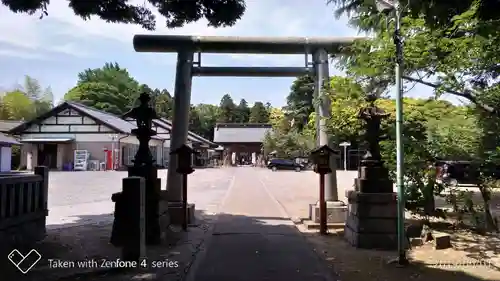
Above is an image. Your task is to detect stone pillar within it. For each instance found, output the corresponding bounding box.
[312,48,338,201]
[166,51,194,198]
[127,165,162,244]
[56,144,64,170]
[111,176,146,261]
[165,51,196,224]
[307,49,347,226]
[27,145,37,170]
[34,166,49,237]
[20,144,28,169]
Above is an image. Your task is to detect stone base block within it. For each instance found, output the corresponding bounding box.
[410,237,423,247]
[433,232,451,249]
[309,201,347,224]
[302,219,345,231]
[167,202,196,225]
[354,178,393,193]
[344,191,404,250]
[344,227,401,250]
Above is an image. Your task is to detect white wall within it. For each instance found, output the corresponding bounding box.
[0,146,12,172]
[19,133,170,144]
[19,131,172,169]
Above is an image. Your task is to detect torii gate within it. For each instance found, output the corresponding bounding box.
[133,35,361,223]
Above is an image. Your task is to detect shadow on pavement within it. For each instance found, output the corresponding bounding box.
[405,217,500,272]
[303,228,499,281]
[189,211,493,281]
[452,231,500,270]
[0,210,495,281]
[1,213,120,281]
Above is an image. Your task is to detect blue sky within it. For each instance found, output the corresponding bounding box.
[0,0,457,107]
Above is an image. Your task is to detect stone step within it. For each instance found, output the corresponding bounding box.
[301,219,345,230]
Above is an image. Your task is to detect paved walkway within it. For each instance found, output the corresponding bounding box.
[187,168,338,281]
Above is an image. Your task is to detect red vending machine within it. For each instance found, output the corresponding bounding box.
[104,148,112,170]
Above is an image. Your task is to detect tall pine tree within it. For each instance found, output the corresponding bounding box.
[218,94,237,123]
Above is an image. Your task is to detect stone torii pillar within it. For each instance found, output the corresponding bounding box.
[313,48,338,202]
[165,50,195,224]
[309,48,346,226]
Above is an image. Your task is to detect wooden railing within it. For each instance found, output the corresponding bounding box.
[0,167,49,236]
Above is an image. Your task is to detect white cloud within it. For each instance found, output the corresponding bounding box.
[50,43,93,58]
[0,49,48,60]
[0,10,44,49]
[0,0,357,62]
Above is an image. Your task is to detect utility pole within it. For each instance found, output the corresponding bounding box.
[375,0,408,265]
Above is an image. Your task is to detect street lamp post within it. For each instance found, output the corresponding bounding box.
[339,142,351,171]
[375,0,408,265]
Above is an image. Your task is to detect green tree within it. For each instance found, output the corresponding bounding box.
[471,90,500,231]
[23,75,42,101]
[218,94,236,123]
[330,0,499,229]
[263,129,315,159]
[0,90,34,120]
[249,101,269,123]
[426,108,480,161]
[195,104,220,140]
[3,0,246,30]
[137,84,173,118]
[64,82,130,115]
[150,88,173,119]
[328,0,498,34]
[268,107,292,134]
[326,76,366,145]
[285,75,315,131]
[235,99,250,123]
[35,86,54,116]
[16,75,54,116]
[334,4,500,118]
[189,105,203,134]
[322,75,480,215]
[0,76,53,120]
[64,62,141,114]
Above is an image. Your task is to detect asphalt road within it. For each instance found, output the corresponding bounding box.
[187,167,339,281]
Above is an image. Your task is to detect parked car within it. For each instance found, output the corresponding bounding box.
[267,159,304,172]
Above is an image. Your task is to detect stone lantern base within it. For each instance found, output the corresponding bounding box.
[161,198,196,225]
[308,201,347,224]
[344,190,401,250]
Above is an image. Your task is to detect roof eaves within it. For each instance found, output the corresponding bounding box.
[66,102,130,134]
[158,118,216,146]
[8,102,70,134]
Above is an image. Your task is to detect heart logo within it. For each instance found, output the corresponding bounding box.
[7,249,42,274]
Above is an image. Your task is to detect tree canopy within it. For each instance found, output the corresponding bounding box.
[284,75,314,132]
[330,0,500,119]
[0,75,53,120]
[249,101,269,123]
[2,0,246,30]
[328,0,499,33]
[63,62,173,116]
